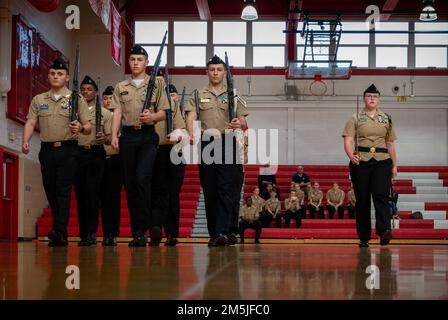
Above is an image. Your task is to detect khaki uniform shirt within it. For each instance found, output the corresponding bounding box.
[184,85,248,134]
[347,189,356,205]
[309,189,323,206]
[326,188,345,205]
[251,195,265,213]
[342,108,397,161]
[78,102,113,147]
[103,108,119,156]
[295,189,305,205]
[264,198,281,215]
[155,100,186,145]
[239,205,259,222]
[285,197,300,211]
[26,88,91,142]
[111,76,169,126]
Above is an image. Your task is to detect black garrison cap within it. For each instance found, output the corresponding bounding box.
[364,84,380,96]
[81,75,98,91]
[103,85,114,96]
[49,58,69,71]
[168,84,177,94]
[207,54,226,68]
[130,44,148,57]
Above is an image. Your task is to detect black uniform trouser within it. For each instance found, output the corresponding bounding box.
[151,145,186,238]
[260,213,282,228]
[239,220,262,240]
[74,145,105,240]
[348,204,356,219]
[120,126,159,237]
[308,204,324,219]
[199,133,239,238]
[39,141,78,238]
[165,149,186,239]
[350,158,393,242]
[285,210,302,228]
[101,154,122,237]
[327,205,345,219]
[229,165,244,235]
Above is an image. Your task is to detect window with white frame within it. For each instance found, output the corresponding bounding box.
[134,21,168,66]
[213,22,246,66]
[253,21,285,67]
[414,22,448,68]
[173,21,207,67]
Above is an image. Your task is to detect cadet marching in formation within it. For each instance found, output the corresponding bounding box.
[22,42,397,248]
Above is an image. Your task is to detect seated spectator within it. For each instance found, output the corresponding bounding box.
[284,190,302,228]
[251,187,265,215]
[326,182,345,219]
[239,196,262,244]
[291,165,311,196]
[262,189,282,228]
[293,183,307,219]
[347,184,356,219]
[261,182,273,200]
[308,182,324,219]
[258,164,277,195]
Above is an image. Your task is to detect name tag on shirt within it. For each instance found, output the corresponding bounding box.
[200,98,211,103]
[120,91,129,96]
[39,105,49,110]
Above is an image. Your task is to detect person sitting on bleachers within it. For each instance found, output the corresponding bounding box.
[258,163,277,196]
[251,186,265,215]
[293,183,307,219]
[326,182,345,219]
[284,190,302,228]
[239,196,262,244]
[308,182,324,219]
[263,188,282,228]
[291,165,311,196]
[261,182,273,200]
[347,184,356,219]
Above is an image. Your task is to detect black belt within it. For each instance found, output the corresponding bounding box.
[357,146,388,154]
[122,125,154,132]
[41,140,77,148]
[78,144,104,151]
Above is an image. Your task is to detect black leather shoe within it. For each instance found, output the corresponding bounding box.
[216,234,228,246]
[359,241,369,248]
[208,237,219,247]
[129,234,147,247]
[227,233,238,246]
[48,230,68,247]
[78,238,91,247]
[380,230,392,246]
[149,226,162,246]
[165,237,178,247]
[102,236,117,247]
[87,233,97,245]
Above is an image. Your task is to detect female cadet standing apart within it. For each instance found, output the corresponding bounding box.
[184,55,248,247]
[342,84,398,248]
[22,58,92,246]
[110,45,169,247]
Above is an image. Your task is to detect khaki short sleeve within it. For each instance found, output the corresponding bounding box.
[26,96,39,120]
[78,97,92,124]
[386,117,397,142]
[184,93,196,113]
[103,110,113,135]
[236,91,248,118]
[173,103,186,130]
[111,84,122,111]
[155,79,169,111]
[342,116,356,138]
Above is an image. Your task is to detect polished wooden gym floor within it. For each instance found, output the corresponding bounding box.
[0,241,447,300]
